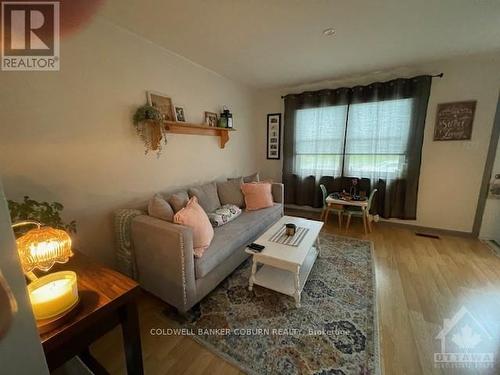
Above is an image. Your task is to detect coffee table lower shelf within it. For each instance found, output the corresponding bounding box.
[249,246,318,307]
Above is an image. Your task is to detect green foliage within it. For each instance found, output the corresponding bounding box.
[8,196,77,236]
[133,104,163,126]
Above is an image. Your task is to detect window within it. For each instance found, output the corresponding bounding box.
[294,98,413,181]
[294,105,348,178]
[344,98,413,180]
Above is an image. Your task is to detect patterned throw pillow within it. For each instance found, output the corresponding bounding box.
[207,204,242,227]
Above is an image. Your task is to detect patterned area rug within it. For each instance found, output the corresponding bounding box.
[185,233,379,375]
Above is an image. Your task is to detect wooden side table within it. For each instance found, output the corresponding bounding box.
[39,252,143,374]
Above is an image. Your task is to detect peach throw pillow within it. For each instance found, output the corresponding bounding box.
[173,197,214,258]
[241,182,274,211]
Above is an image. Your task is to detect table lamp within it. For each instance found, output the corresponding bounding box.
[13,220,79,332]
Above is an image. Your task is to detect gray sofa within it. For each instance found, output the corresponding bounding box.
[115,182,283,314]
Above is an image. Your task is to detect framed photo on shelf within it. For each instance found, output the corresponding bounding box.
[267,113,281,160]
[204,111,218,127]
[146,91,175,122]
[174,106,186,122]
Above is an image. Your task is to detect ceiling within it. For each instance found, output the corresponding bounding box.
[100,0,500,89]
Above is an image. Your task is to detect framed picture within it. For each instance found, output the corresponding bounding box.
[147,91,175,122]
[174,106,186,122]
[267,113,281,160]
[204,111,218,127]
[434,100,476,141]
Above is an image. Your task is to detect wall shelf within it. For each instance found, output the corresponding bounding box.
[163,121,235,149]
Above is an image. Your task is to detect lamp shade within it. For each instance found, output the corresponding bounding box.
[16,227,73,272]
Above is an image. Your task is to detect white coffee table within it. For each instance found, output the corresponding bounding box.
[245,216,323,307]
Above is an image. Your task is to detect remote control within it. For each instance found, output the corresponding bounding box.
[248,243,265,251]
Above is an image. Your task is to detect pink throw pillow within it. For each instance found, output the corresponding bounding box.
[173,197,214,257]
[241,182,274,211]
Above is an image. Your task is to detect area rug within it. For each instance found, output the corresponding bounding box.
[185,233,379,375]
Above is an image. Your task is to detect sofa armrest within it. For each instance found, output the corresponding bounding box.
[271,183,284,204]
[131,215,196,313]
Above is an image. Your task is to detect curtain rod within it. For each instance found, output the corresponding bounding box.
[281,73,444,99]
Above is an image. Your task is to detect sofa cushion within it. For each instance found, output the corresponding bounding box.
[207,204,242,227]
[148,194,174,222]
[189,182,221,213]
[168,190,189,213]
[229,172,260,183]
[217,178,244,207]
[243,172,260,183]
[241,182,273,211]
[173,197,214,258]
[194,203,282,279]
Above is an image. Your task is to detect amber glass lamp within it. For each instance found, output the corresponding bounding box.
[13,221,79,331]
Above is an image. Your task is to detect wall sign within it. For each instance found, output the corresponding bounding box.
[267,113,281,159]
[434,100,476,141]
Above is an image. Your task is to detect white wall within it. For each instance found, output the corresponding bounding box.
[256,52,500,233]
[0,18,259,266]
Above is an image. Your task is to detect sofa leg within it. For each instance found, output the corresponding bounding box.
[178,310,196,322]
[162,306,198,323]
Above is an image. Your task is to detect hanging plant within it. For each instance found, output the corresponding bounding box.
[133,104,167,156]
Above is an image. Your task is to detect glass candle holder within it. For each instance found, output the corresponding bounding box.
[28,271,78,321]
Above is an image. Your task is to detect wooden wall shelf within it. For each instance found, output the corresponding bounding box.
[164,121,235,149]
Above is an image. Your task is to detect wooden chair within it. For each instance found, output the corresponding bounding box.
[320,184,344,229]
[345,189,377,233]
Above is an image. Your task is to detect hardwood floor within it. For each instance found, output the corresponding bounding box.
[91,212,500,374]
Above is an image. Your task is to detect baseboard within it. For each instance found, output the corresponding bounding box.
[285,205,475,238]
[482,239,500,256]
[380,220,474,238]
[284,204,322,212]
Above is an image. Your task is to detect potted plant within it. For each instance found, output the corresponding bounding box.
[8,196,76,237]
[133,104,166,156]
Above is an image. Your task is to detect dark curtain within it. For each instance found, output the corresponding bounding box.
[283,88,350,207]
[282,75,432,219]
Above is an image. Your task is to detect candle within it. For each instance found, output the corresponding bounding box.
[285,223,297,236]
[28,271,78,321]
